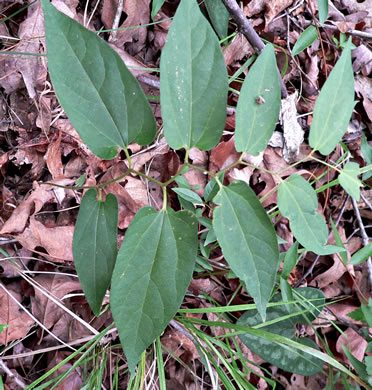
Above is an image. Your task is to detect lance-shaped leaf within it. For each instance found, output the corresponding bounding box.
[235,44,281,156]
[213,181,280,320]
[291,26,318,56]
[41,0,156,160]
[111,207,198,373]
[278,174,341,255]
[205,0,229,39]
[338,162,362,201]
[160,0,228,151]
[73,189,118,316]
[309,40,354,155]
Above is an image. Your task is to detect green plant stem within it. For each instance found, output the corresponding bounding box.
[162,187,167,210]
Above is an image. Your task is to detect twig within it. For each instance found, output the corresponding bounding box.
[0,359,27,389]
[303,21,372,40]
[351,197,372,293]
[221,0,288,98]
[109,0,124,42]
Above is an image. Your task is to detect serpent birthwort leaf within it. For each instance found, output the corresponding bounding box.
[204,0,229,39]
[291,26,318,56]
[73,189,118,316]
[235,44,281,156]
[41,0,156,159]
[111,207,198,373]
[278,174,342,255]
[309,39,354,155]
[213,181,280,320]
[160,0,228,151]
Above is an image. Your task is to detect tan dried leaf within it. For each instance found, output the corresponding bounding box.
[16,217,74,262]
[336,327,368,363]
[31,274,81,329]
[0,285,34,345]
[46,131,64,179]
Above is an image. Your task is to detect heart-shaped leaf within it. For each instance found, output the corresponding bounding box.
[160,0,228,151]
[41,0,156,159]
[73,189,118,316]
[111,207,198,373]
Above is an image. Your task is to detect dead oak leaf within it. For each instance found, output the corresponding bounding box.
[31,274,81,330]
[0,285,35,345]
[16,217,74,262]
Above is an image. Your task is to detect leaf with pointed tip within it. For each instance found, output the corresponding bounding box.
[291,26,318,56]
[318,0,328,24]
[41,0,156,159]
[213,181,280,320]
[235,44,281,156]
[204,0,229,39]
[238,288,324,376]
[309,40,354,155]
[73,189,118,316]
[338,162,362,201]
[111,207,198,373]
[160,0,228,151]
[278,174,342,255]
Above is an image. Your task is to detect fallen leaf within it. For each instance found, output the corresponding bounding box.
[336,327,368,362]
[46,131,64,179]
[0,284,35,345]
[355,75,372,122]
[16,217,74,261]
[184,148,208,197]
[31,274,81,329]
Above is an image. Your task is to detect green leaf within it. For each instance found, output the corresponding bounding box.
[110,207,198,373]
[339,162,362,201]
[235,44,281,156]
[0,324,8,334]
[318,0,328,24]
[213,181,280,320]
[330,217,348,265]
[350,243,372,265]
[278,174,342,255]
[291,26,318,56]
[281,242,299,280]
[204,172,224,202]
[73,189,118,316]
[160,0,228,151]
[341,345,369,382]
[361,299,372,328]
[238,289,324,376]
[151,0,166,19]
[204,0,229,39]
[361,135,372,180]
[41,0,156,160]
[172,188,204,204]
[309,40,354,155]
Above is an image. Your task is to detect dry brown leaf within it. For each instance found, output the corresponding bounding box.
[104,0,151,51]
[36,95,52,135]
[46,131,64,179]
[340,0,372,27]
[223,34,254,67]
[209,137,241,174]
[46,351,83,390]
[131,138,169,171]
[1,182,55,234]
[245,0,295,26]
[0,284,35,345]
[16,217,74,261]
[31,274,81,329]
[355,75,372,122]
[352,45,372,76]
[336,327,368,363]
[16,2,45,99]
[184,148,208,197]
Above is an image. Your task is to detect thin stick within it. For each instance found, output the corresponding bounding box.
[109,0,124,42]
[0,359,27,389]
[351,197,372,293]
[221,0,288,98]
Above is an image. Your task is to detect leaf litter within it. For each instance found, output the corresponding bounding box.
[0,0,372,388]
